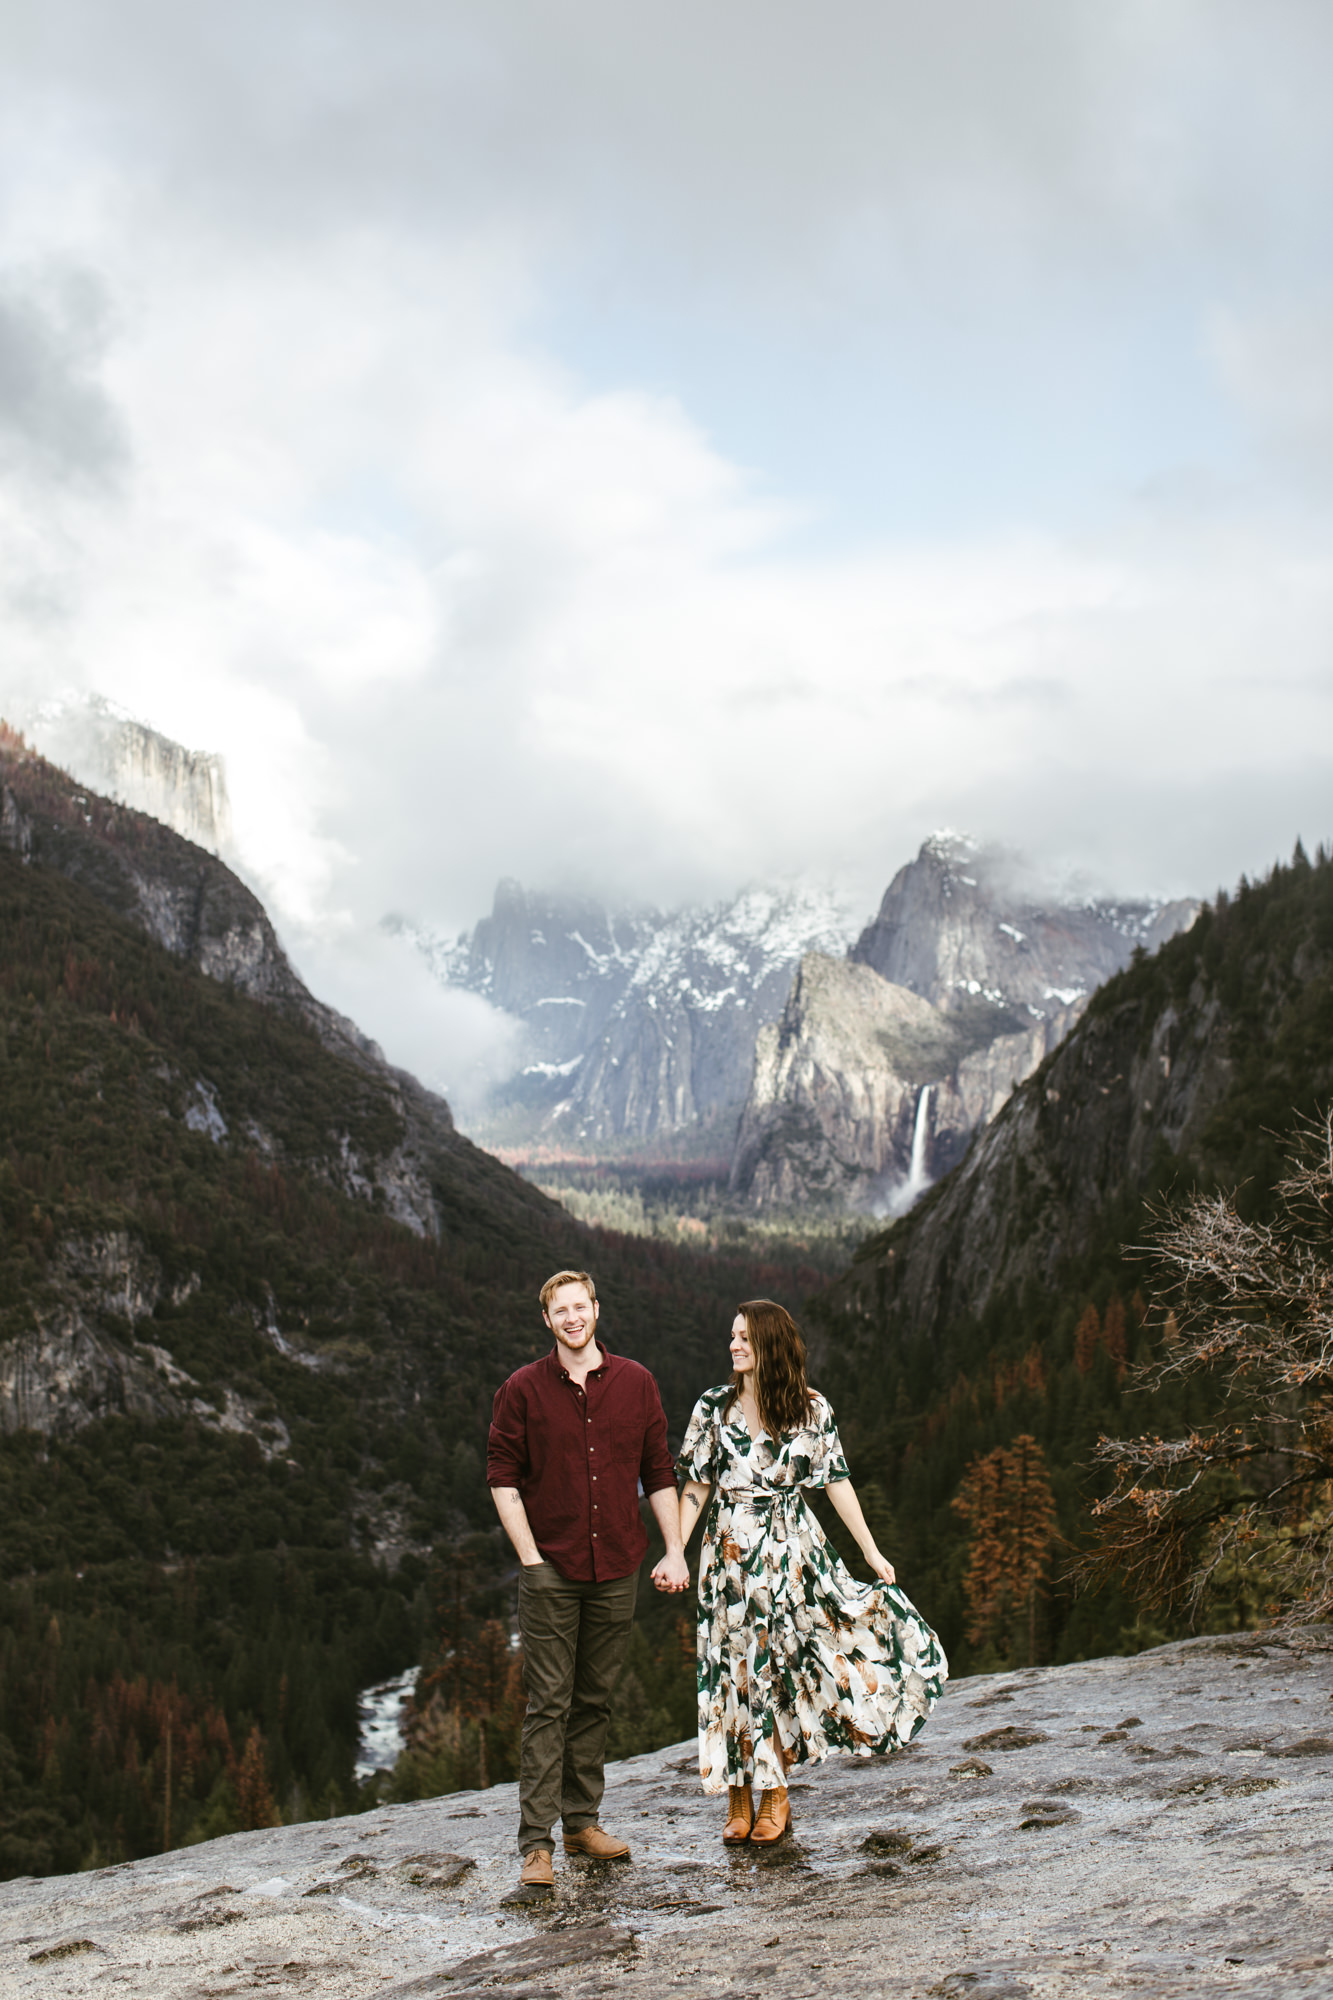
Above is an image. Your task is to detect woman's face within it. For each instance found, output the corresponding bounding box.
[729,1313,754,1376]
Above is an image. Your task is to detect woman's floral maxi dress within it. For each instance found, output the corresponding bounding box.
[677,1385,948,1795]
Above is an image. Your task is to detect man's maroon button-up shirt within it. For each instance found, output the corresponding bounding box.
[486,1345,677,1582]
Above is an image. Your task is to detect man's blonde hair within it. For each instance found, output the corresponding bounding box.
[540,1269,598,1311]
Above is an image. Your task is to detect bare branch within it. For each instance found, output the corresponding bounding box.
[1079,1110,1333,1630]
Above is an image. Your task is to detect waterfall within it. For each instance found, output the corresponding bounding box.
[908,1083,932,1190]
[879,1083,934,1218]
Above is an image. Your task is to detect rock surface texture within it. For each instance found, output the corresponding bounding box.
[5,1631,1331,1999]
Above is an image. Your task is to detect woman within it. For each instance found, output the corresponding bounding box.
[676,1299,947,1845]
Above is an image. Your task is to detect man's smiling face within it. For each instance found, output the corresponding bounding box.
[544,1281,600,1356]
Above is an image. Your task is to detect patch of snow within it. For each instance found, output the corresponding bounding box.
[998,922,1026,944]
[1043,985,1088,1006]
[523,1056,584,1078]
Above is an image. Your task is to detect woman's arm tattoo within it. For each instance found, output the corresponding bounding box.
[685,1493,701,1511]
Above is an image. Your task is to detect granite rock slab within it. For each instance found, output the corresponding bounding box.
[4,1629,1333,1999]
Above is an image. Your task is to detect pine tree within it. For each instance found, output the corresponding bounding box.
[953,1434,1058,1662]
[1102,1295,1127,1377]
[1073,1304,1101,1375]
[234,1726,280,1831]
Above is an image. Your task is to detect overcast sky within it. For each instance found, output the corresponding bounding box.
[3,3,1333,1085]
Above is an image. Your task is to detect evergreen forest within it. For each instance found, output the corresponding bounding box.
[4,730,1332,1882]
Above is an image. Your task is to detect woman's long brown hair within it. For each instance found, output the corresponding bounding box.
[728,1299,816,1439]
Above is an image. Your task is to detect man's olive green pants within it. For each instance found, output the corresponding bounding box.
[516,1561,639,1856]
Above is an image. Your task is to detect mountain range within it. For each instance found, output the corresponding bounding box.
[389,879,856,1158]
[415,835,1197,1209]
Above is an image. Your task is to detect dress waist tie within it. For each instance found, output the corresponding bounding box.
[732,1487,802,1544]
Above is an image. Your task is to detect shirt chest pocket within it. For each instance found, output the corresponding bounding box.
[586,1411,636,1475]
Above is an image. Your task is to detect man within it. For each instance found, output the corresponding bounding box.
[488,1268,689,1892]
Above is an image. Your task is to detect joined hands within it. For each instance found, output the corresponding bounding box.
[650,1550,691,1593]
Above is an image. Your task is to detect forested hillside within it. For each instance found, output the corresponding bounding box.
[0,735,819,1878]
[7,716,1328,1882]
[805,842,1333,1674]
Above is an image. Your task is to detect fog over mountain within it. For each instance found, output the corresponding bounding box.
[8,698,1204,1199]
[392,878,858,1147]
[408,834,1199,1215]
[2,5,1332,1020]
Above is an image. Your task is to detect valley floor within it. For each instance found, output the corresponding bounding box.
[3,1630,1331,2000]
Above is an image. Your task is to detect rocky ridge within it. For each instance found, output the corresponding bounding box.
[730,952,1083,1212]
[4,1630,1331,1999]
[852,831,1196,1019]
[0,727,458,1240]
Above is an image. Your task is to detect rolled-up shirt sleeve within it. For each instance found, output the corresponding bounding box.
[638,1377,677,1496]
[486,1377,530,1488]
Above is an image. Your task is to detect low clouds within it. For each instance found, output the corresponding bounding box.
[1,5,1333,1083]
[0,271,125,487]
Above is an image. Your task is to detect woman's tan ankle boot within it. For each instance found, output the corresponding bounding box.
[749,1787,790,1844]
[722,1785,754,1843]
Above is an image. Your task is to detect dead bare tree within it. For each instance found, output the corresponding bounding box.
[1077,1110,1333,1630]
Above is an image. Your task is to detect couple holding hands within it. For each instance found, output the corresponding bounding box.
[487,1268,948,1892]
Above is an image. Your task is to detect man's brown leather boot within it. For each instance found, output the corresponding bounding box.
[519,1849,555,1888]
[562,1825,631,1860]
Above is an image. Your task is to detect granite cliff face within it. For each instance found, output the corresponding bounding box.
[0,731,563,1455]
[398,879,855,1153]
[731,834,1198,1212]
[731,953,1083,1212]
[21,692,232,853]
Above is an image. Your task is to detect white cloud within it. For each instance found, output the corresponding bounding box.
[2,3,1333,1086]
